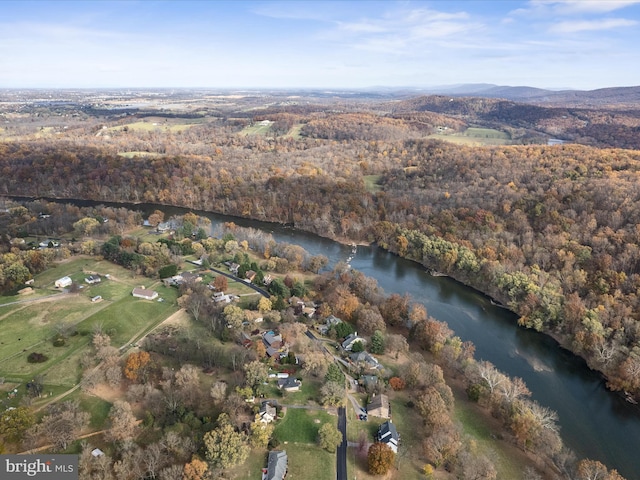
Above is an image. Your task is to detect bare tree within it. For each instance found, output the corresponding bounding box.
[106,400,138,443]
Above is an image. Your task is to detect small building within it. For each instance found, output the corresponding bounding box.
[181,272,201,284]
[213,291,232,304]
[263,331,283,350]
[264,450,287,480]
[377,420,399,453]
[259,401,277,423]
[350,351,380,370]
[91,295,102,303]
[91,448,105,458]
[55,276,73,289]
[245,270,257,282]
[341,332,366,351]
[277,377,301,392]
[85,275,101,285]
[132,287,158,300]
[367,394,390,419]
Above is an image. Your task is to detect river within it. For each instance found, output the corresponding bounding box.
[33,199,640,478]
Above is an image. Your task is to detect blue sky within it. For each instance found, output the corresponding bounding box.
[1,0,639,89]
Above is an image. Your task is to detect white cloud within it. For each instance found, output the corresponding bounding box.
[531,0,640,14]
[323,7,482,54]
[549,17,637,33]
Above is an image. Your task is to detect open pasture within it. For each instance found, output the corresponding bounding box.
[0,257,178,400]
[239,121,272,136]
[428,126,512,146]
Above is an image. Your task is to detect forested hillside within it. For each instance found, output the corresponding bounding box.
[2,93,640,398]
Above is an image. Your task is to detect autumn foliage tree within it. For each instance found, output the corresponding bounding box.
[368,442,395,475]
[123,351,151,382]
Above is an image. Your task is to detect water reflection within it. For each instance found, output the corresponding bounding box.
[31,198,640,478]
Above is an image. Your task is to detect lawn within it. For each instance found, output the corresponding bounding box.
[106,120,199,133]
[239,122,272,136]
[0,256,179,407]
[364,175,383,193]
[79,287,178,347]
[455,401,523,480]
[226,447,268,479]
[427,129,512,146]
[79,394,113,429]
[284,443,335,480]
[277,376,322,405]
[283,124,304,139]
[273,408,334,444]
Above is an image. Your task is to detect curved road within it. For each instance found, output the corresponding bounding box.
[208,266,270,297]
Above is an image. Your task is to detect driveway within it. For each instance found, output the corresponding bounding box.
[337,406,347,480]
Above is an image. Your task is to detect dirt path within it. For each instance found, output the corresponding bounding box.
[34,309,188,412]
[18,429,108,454]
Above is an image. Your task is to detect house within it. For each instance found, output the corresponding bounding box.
[360,374,379,390]
[181,272,201,284]
[132,287,158,300]
[350,351,379,370]
[213,291,232,304]
[259,401,277,423]
[263,331,283,350]
[39,240,59,248]
[266,346,280,358]
[163,275,183,287]
[263,274,273,286]
[264,450,287,480]
[55,276,73,288]
[85,275,101,285]
[377,420,399,453]
[245,270,257,282]
[277,377,301,392]
[341,333,366,351]
[157,222,171,233]
[367,394,390,419]
[229,263,240,275]
[319,314,343,334]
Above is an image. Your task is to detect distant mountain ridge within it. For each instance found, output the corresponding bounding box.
[416,84,640,107]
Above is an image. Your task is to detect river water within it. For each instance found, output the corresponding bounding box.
[36,199,640,478]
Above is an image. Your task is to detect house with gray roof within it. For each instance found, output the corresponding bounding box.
[341,332,366,351]
[376,420,399,453]
[264,450,287,480]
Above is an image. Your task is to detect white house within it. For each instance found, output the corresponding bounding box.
[341,332,366,351]
[55,276,73,288]
[132,287,158,300]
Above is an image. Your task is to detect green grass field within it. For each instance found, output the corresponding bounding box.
[0,257,179,405]
[428,126,512,146]
[106,120,200,133]
[284,443,335,480]
[364,175,383,193]
[273,408,333,444]
[283,124,304,139]
[239,122,272,136]
[455,401,523,480]
[117,151,162,158]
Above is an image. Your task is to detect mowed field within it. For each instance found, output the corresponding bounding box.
[0,257,178,403]
[428,126,512,146]
[239,121,272,136]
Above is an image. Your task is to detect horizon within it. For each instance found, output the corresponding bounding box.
[1,0,640,90]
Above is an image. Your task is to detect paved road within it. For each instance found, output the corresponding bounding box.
[208,266,270,297]
[337,406,347,480]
